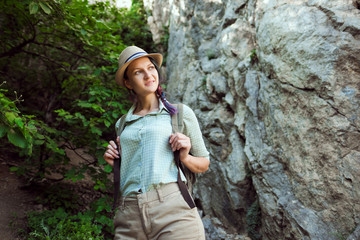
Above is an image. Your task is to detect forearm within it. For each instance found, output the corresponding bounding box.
[181,154,209,173]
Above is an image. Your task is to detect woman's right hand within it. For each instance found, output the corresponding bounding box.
[103,136,120,167]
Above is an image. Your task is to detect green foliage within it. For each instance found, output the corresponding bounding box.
[196,76,207,91]
[21,183,113,238]
[250,49,258,65]
[27,208,105,240]
[0,0,155,180]
[35,184,80,212]
[25,195,114,239]
[246,199,262,240]
[0,0,159,238]
[0,83,36,155]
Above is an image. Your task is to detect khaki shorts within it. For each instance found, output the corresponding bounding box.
[113,182,205,240]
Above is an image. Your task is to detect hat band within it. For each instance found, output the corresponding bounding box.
[125,52,147,64]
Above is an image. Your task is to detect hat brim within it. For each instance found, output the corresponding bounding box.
[115,53,163,87]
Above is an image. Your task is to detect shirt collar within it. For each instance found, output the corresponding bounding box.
[125,98,169,122]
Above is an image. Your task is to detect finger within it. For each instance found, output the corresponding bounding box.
[106,144,119,154]
[172,135,179,146]
[104,152,115,160]
[171,138,178,151]
[109,140,117,149]
[169,134,175,149]
[169,134,175,143]
[107,148,119,158]
[171,139,177,151]
[171,140,180,151]
[106,144,119,155]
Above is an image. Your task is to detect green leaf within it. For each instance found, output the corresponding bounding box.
[77,66,89,70]
[34,139,45,145]
[104,164,113,173]
[34,133,45,139]
[98,155,106,165]
[29,2,39,14]
[39,2,51,15]
[80,29,87,35]
[5,112,16,124]
[104,119,111,127]
[9,166,18,172]
[7,129,27,148]
[112,112,119,118]
[0,97,11,108]
[14,117,24,128]
[77,102,92,108]
[90,127,102,136]
[96,19,110,29]
[93,68,102,76]
[0,124,9,138]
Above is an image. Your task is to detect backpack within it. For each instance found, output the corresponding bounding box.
[112,103,196,210]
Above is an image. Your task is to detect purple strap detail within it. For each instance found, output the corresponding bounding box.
[161,98,178,115]
[125,52,147,63]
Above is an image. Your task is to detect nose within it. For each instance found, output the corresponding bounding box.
[143,70,150,79]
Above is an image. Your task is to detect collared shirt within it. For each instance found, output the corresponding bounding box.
[115,99,209,197]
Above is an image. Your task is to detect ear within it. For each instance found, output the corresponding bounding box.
[124,79,133,90]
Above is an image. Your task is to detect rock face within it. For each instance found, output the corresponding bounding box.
[144,0,360,239]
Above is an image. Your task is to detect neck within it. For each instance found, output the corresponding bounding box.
[134,93,159,115]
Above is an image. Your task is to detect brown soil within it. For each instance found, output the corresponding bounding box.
[0,160,37,239]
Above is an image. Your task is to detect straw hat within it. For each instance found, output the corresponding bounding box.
[115,46,163,86]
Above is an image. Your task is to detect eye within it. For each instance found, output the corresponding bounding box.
[134,70,141,75]
[149,65,155,70]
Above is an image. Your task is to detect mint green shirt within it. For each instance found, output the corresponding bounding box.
[115,100,209,197]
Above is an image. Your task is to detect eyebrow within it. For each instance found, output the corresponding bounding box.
[131,63,155,72]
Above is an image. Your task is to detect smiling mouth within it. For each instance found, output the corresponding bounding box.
[145,80,155,86]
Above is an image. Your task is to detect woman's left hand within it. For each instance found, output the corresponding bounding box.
[169,132,210,173]
[169,132,191,162]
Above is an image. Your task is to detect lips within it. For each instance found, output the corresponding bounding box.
[145,80,155,86]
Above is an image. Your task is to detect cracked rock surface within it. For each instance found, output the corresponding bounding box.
[145,0,360,239]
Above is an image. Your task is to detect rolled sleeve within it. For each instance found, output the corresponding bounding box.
[182,104,210,160]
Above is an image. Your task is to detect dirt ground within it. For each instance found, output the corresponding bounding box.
[0,160,36,239]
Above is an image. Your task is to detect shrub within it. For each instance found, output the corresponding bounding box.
[27,208,104,240]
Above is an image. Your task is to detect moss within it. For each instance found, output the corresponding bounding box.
[246,199,262,240]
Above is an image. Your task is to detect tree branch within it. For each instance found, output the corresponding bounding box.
[0,38,35,58]
[21,50,72,73]
[0,3,38,58]
[33,41,96,64]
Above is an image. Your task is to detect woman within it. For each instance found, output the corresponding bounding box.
[103,46,210,240]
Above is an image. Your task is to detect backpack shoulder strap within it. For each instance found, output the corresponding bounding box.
[113,114,127,211]
[171,103,184,133]
[171,103,196,209]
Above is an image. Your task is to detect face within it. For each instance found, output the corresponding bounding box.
[124,57,159,97]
